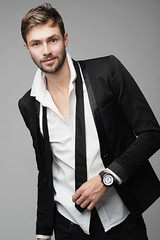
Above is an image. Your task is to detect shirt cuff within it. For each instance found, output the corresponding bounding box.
[37,235,51,239]
[106,168,123,184]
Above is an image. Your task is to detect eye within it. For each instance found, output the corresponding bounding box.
[33,42,39,47]
[51,39,56,43]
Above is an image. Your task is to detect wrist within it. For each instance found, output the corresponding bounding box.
[105,168,122,184]
[99,170,114,187]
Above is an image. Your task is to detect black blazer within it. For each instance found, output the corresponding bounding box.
[19,55,160,236]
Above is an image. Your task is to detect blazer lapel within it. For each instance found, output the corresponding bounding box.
[42,106,53,185]
[78,60,113,167]
[35,100,53,184]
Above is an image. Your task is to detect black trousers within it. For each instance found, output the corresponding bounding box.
[54,207,149,240]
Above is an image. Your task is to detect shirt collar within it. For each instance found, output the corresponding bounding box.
[30,52,77,104]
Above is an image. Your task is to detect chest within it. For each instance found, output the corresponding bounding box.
[50,91,70,122]
[42,82,102,172]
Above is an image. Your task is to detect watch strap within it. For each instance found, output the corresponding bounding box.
[99,170,106,178]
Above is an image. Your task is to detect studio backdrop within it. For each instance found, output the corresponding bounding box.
[0,0,160,239]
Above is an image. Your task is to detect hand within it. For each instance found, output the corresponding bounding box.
[72,175,108,211]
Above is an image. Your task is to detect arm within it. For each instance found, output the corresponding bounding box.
[18,97,54,236]
[73,56,160,210]
[107,56,160,181]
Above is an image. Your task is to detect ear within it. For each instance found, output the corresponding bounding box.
[23,42,30,53]
[64,32,68,48]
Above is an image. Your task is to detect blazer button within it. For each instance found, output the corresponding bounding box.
[103,153,108,158]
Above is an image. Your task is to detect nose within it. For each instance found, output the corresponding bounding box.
[43,43,52,56]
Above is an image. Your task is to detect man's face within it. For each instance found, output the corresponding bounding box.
[24,20,68,74]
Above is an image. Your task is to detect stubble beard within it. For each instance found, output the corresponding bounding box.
[31,49,66,74]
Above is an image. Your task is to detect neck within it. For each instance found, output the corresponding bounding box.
[45,57,70,94]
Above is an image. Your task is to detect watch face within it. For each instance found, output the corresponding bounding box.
[103,174,114,186]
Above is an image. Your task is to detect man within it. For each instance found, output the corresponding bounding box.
[19,3,160,240]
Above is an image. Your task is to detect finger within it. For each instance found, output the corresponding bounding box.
[87,201,96,211]
[72,190,81,202]
[75,194,86,205]
[80,199,90,209]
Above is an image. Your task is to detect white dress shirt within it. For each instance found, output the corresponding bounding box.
[31,53,129,239]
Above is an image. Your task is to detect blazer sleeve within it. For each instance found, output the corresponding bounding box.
[18,95,54,236]
[107,56,160,182]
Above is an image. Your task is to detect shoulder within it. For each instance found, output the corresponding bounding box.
[19,89,31,105]
[18,89,39,126]
[18,89,36,111]
[77,55,123,79]
[79,55,119,66]
[78,55,122,76]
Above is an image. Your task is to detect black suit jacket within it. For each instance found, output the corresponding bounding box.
[19,55,160,236]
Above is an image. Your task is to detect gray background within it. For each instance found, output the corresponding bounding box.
[0,0,160,239]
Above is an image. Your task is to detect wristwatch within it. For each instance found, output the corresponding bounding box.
[99,170,114,187]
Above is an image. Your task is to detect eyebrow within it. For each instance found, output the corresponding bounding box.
[28,34,60,46]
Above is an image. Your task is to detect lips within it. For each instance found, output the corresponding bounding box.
[42,57,56,64]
